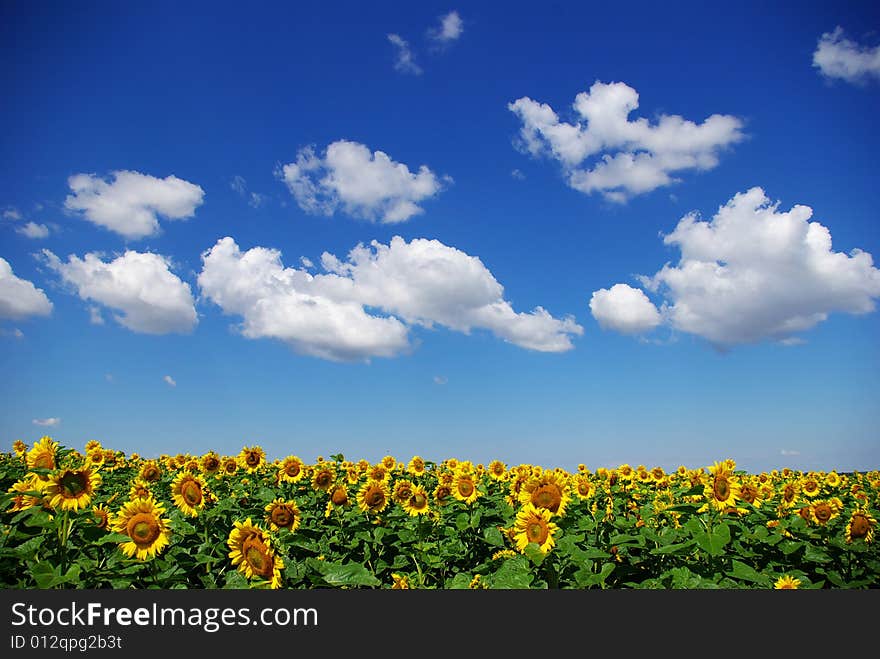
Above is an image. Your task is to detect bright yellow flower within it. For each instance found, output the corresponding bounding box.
[45,466,101,512]
[514,504,559,554]
[227,518,283,589]
[112,497,171,561]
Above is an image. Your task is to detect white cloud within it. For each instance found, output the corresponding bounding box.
[509,81,744,202]
[813,27,880,85]
[511,169,525,180]
[231,175,267,208]
[198,235,582,362]
[230,175,247,196]
[88,305,104,325]
[300,256,314,269]
[596,188,880,346]
[279,140,445,223]
[64,170,205,239]
[249,193,266,208]
[780,449,801,457]
[16,222,50,239]
[387,33,422,75]
[433,375,448,385]
[32,417,60,427]
[42,249,197,334]
[429,11,463,43]
[0,257,53,320]
[163,375,176,387]
[3,208,22,221]
[590,283,661,334]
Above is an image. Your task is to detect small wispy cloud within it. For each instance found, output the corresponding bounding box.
[33,417,60,427]
[428,10,464,44]
[3,207,22,221]
[230,175,247,196]
[780,449,801,457]
[388,33,422,75]
[88,306,104,325]
[163,375,177,387]
[16,222,50,239]
[511,169,525,180]
[433,375,448,385]
[105,373,114,382]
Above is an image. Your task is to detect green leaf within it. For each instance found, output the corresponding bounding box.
[320,562,380,588]
[651,540,696,555]
[522,542,547,566]
[31,562,59,589]
[455,513,469,532]
[483,526,505,548]
[94,532,131,546]
[803,545,832,564]
[487,556,533,589]
[574,562,615,588]
[694,523,730,557]
[446,573,472,589]
[726,560,771,586]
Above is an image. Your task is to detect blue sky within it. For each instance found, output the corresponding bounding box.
[1,1,878,472]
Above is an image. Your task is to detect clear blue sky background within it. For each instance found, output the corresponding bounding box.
[1,1,878,472]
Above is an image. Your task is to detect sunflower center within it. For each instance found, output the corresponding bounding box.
[783,485,796,502]
[411,493,427,509]
[181,480,202,506]
[143,466,159,481]
[458,480,474,496]
[316,472,332,487]
[850,514,869,538]
[242,537,274,579]
[271,506,293,527]
[246,453,260,467]
[713,476,730,501]
[578,482,591,496]
[331,488,347,505]
[741,485,757,503]
[527,520,548,544]
[127,513,160,546]
[368,490,385,507]
[34,454,54,469]
[225,462,237,474]
[532,484,562,512]
[59,471,88,497]
[285,463,300,477]
[205,458,219,471]
[813,504,832,523]
[436,486,450,501]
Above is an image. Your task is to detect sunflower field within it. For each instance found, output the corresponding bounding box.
[1,437,878,589]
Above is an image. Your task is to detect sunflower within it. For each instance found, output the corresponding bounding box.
[513,504,559,554]
[227,518,283,589]
[112,497,171,561]
[367,464,390,483]
[393,479,415,505]
[739,480,764,509]
[26,436,58,472]
[84,439,102,452]
[381,455,397,470]
[86,448,105,468]
[779,481,799,509]
[433,483,453,506]
[801,476,821,498]
[13,439,28,457]
[487,460,507,481]
[519,471,571,516]
[139,460,162,483]
[357,479,390,515]
[200,451,222,476]
[6,475,45,511]
[572,474,595,500]
[91,504,110,530]
[825,471,842,489]
[262,498,301,533]
[810,500,841,526]
[407,456,426,477]
[616,464,634,482]
[402,484,431,517]
[45,466,102,512]
[170,471,208,517]
[102,450,122,471]
[704,461,741,512]
[278,455,305,483]
[846,508,877,544]
[238,446,266,473]
[452,472,479,505]
[774,575,801,590]
[311,464,337,492]
[325,484,350,517]
[221,456,239,477]
[391,573,410,589]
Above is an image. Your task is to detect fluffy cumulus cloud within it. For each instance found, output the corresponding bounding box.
[813,27,880,85]
[42,250,197,334]
[64,170,205,239]
[16,222,50,239]
[590,284,661,335]
[509,81,744,202]
[592,188,880,346]
[198,235,582,362]
[387,33,422,75]
[163,375,177,387]
[279,140,446,223]
[429,11,463,43]
[0,257,53,320]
